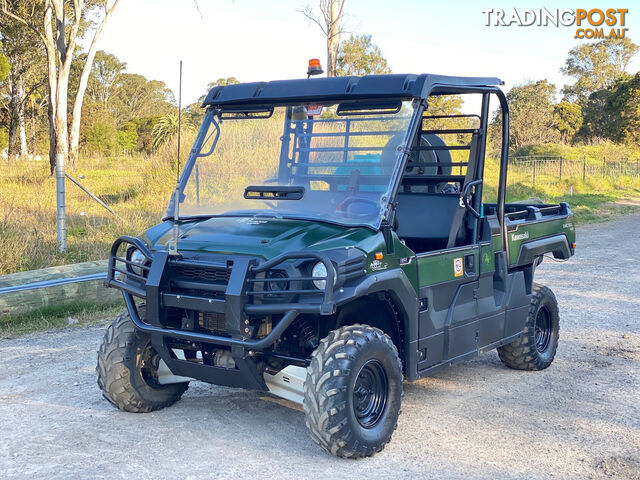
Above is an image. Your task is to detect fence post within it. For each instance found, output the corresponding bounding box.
[583,156,586,182]
[602,157,606,177]
[533,159,536,186]
[559,158,563,180]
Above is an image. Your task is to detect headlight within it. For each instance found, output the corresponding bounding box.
[311,262,336,290]
[128,248,147,276]
[266,271,288,292]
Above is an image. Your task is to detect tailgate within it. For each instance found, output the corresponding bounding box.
[504,202,576,267]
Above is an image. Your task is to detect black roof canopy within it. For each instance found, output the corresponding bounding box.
[201,73,503,108]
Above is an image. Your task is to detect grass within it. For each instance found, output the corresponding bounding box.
[0,151,177,275]
[0,300,123,339]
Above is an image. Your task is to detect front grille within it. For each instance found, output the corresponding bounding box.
[176,266,231,283]
[166,262,232,300]
[199,311,226,334]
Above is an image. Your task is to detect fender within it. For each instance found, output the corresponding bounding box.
[517,234,571,265]
[333,268,420,381]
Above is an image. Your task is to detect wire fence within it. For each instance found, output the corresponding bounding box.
[508,155,640,187]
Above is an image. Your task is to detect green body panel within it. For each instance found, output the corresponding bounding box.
[480,243,495,274]
[355,232,420,293]
[394,235,419,293]
[506,215,575,265]
[141,217,422,294]
[491,231,503,251]
[416,247,479,287]
[137,210,573,303]
[142,217,379,260]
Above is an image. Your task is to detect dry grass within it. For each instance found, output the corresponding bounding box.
[0,154,174,275]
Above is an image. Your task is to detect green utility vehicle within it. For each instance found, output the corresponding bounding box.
[98,73,575,458]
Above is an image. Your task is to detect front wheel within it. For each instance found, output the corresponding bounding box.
[303,324,403,458]
[497,283,560,371]
[96,305,189,413]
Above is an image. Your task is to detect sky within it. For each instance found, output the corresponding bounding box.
[95,0,640,106]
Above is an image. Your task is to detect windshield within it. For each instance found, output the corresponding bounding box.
[168,100,416,229]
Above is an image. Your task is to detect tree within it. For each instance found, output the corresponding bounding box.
[116,120,138,154]
[85,50,126,105]
[151,113,195,150]
[603,72,640,145]
[0,11,46,158]
[110,73,174,125]
[185,102,205,126]
[553,101,582,143]
[501,80,559,150]
[0,42,9,81]
[0,44,9,154]
[425,94,466,133]
[130,115,161,153]
[209,77,239,88]
[1,0,121,171]
[301,0,347,77]
[82,104,117,156]
[335,34,391,76]
[561,37,639,102]
[577,89,613,142]
[197,77,240,103]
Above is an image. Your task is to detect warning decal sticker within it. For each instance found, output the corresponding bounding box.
[454,257,464,277]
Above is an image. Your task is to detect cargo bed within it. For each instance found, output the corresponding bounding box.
[484,202,575,267]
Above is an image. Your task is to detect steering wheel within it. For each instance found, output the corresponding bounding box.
[335,196,379,219]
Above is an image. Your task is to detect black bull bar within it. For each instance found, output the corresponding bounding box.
[105,236,338,350]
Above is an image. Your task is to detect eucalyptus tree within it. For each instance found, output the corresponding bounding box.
[301,0,347,77]
[336,34,391,76]
[1,0,121,170]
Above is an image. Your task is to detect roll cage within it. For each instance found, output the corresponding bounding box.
[176,74,510,249]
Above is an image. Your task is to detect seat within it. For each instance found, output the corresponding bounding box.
[395,193,460,252]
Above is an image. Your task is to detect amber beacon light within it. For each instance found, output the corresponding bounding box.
[307,58,323,77]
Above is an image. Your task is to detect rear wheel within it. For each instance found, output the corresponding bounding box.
[303,324,403,458]
[498,284,560,371]
[96,305,189,413]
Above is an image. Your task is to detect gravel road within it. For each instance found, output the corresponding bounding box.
[1,214,639,480]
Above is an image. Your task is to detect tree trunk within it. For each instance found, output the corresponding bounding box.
[54,69,69,160]
[47,87,56,173]
[327,40,337,77]
[8,79,19,159]
[326,0,343,77]
[17,82,27,156]
[68,2,118,169]
[30,99,37,156]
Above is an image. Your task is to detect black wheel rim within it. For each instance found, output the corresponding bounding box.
[534,306,552,353]
[139,341,162,388]
[353,359,388,429]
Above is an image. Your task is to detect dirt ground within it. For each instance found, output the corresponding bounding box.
[1,214,639,480]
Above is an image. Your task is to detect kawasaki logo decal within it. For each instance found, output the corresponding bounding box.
[511,231,530,241]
